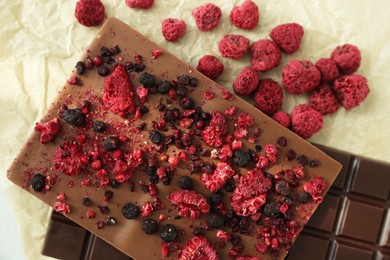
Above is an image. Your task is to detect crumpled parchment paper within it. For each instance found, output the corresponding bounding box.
[1,0,390,259]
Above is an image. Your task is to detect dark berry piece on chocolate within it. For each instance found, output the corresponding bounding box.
[60,108,86,127]
[104,190,114,201]
[298,155,308,165]
[189,77,198,87]
[142,218,159,234]
[137,123,146,131]
[110,179,121,189]
[103,56,115,65]
[149,174,159,184]
[105,216,116,226]
[297,191,311,203]
[277,136,287,147]
[149,130,163,144]
[93,120,107,133]
[112,45,121,55]
[233,151,251,167]
[200,111,211,121]
[30,173,46,192]
[248,149,258,163]
[82,197,92,206]
[97,66,110,76]
[255,145,262,152]
[224,179,235,192]
[263,201,281,218]
[210,191,224,205]
[75,61,86,75]
[134,63,145,72]
[286,149,296,161]
[103,136,120,151]
[176,86,188,97]
[145,165,157,176]
[179,96,194,110]
[162,176,171,185]
[158,80,172,94]
[100,46,112,57]
[208,213,225,228]
[275,180,290,196]
[125,61,134,72]
[160,224,178,242]
[121,203,140,219]
[177,74,191,85]
[98,205,110,214]
[139,105,149,115]
[178,176,193,190]
[139,72,155,88]
[193,226,205,236]
[309,159,320,168]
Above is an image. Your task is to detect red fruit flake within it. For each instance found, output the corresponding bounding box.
[103,64,135,117]
[74,0,105,27]
[34,118,61,144]
[204,91,215,100]
[225,106,238,116]
[54,201,70,214]
[200,162,235,192]
[178,236,218,260]
[202,111,227,148]
[264,144,278,165]
[86,209,96,218]
[179,118,193,129]
[216,230,231,241]
[161,242,169,257]
[53,141,87,176]
[236,112,255,129]
[293,164,305,179]
[66,76,82,86]
[168,190,210,219]
[151,49,163,59]
[141,201,154,217]
[136,86,148,105]
[304,176,326,203]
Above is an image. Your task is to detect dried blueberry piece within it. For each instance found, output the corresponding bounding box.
[121,203,139,219]
[233,151,251,167]
[142,218,159,234]
[189,77,198,87]
[275,180,290,196]
[149,130,163,144]
[100,46,112,57]
[208,213,225,228]
[210,191,224,205]
[93,120,107,133]
[139,72,155,88]
[179,96,194,110]
[112,45,121,55]
[255,145,262,152]
[149,174,159,184]
[158,80,171,94]
[104,190,114,201]
[193,227,205,236]
[200,111,211,121]
[105,216,116,226]
[97,66,109,76]
[75,61,86,75]
[286,149,296,161]
[297,191,311,203]
[160,224,177,242]
[30,173,46,192]
[178,176,193,190]
[309,159,320,168]
[98,205,110,214]
[139,105,149,115]
[277,136,288,147]
[82,197,92,206]
[298,155,308,165]
[103,56,115,65]
[176,86,188,97]
[263,201,281,218]
[224,179,235,192]
[134,63,145,72]
[162,176,171,185]
[110,179,121,189]
[103,136,120,151]
[137,123,146,131]
[60,108,86,127]
[145,165,157,176]
[177,74,191,85]
[125,61,134,72]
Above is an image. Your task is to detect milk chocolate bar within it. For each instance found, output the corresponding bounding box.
[7,17,341,259]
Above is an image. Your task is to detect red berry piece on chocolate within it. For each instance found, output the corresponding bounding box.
[160,224,177,242]
[253,78,283,116]
[30,173,46,192]
[333,74,370,109]
[74,0,105,27]
[125,0,154,9]
[197,55,224,80]
[270,23,304,54]
[233,66,259,95]
[93,120,107,133]
[315,58,339,81]
[218,34,250,60]
[282,59,321,94]
[60,107,86,127]
[121,203,140,219]
[103,136,120,151]
[250,39,281,72]
[291,104,323,139]
[230,0,259,30]
[142,218,159,234]
[178,176,193,190]
[162,18,186,42]
[330,44,361,75]
[179,236,218,260]
[168,190,210,219]
[192,3,222,32]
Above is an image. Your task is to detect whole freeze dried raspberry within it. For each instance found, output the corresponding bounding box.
[200,162,235,192]
[103,64,135,117]
[309,83,339,114]
[282,59,321,94]
[178,236,218,260]
[250,39,281,72]
[74,0,105,27]
[333,74,370,109]
[202,111,227,147]
[161,18,186,42]
[315,58,339,81]
[304,176,327,203]
[192,3,222,32]
[270,23,304,54]
[197,55,224,80]
[34,117,61,144]
[232,66,259,95]
[168,190,210,219]
[230,0,259,30]
[291,104,323,139]
[218,34,250,60]
[231,169,272,216]
[253,78,283,116]
[272,111,291,128]
[125,0,154,9]
[331,44,361,75]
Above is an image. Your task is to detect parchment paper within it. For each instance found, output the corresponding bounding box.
[1,0,389,259]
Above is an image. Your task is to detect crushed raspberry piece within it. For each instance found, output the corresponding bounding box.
[304,176,327,203]
[216,230,231,241]
[230,0,259,30]
[309,83,339,114]
[204,91,215,100]
[333,74,370,109]
[34,118,61,144]
[231,140,242,151]
[125,0,154,9]
[178,236,218,260]
[225,106,238,116]
[103,64,135,117]
[272,111,291,128]
[74,0,105,27]
[315,58,339,81]
[136,86,148,105]
[330,44,361,75]
[162,18,186,42]
[197,55,224,80]
[168,155,180,167]
[161,242,169,257]
[168,190,210,219]
[202,111,227,148]
[231,169,272,216]
[192,3,222,32]
[86,209,96,218]
[293,164,305,179]
[66,76,82,86]
[179,118,193,129]
[270,23,304,54]
[233,128,248,139]
[218,34,250,60]
[250,39,281,72]
[233,66,259,95]
[237,112,255,129]
[200,162,235,192]
[282,59,321,94]
[151,49,163,59]
[141,201,154,217]
[54,201,70,214]
[148,184,157,197]
[291,104,323,139]
[53,141,87,176]
[254,78,283,116]
[56,193,66,201]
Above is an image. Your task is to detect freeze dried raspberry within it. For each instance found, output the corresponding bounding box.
[53,141,87,176]
[103,64,135,117]
[218,34,250,60]
[331,44,361,75]
[270,23,304,54]
[291,104,323,139]
[264,144,278,164]
[231,169,272,216]
[272,111,291,128]
[200,162,235,192]
[161,18,186,42]
[309,83,339,114]
[333,74,370,109]
[168,190,210,219]
[230,0,259,30]
[250,39,281,72]
[304,176,327,203]
[125,0,154,9]
[74,0,105,27]
[178,236,218,260]
[192,3,222,32]
[315,58,339,81]
[34,118,61,144]
[54,202,70,214]
[237,257,261,260]
[282,59,321,94]
[197,55,224,80]
[232,66,259,95]
[253,78,283,116]
[202,111,227,147]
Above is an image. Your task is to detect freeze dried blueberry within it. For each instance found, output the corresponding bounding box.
[208,213,225,228]
[93,120,107,133]
[103,136,120,151]
[286,149,296,161]
[104,190,114,201]
[149,130,163,144]
[142,218,159,234]
[210,191,224,205]
[233,151,251,167]
[179,96,194,110]
[263,201,281,218]
[125,61,134,72]
[139,105,149,115]
[112,45,121,55]
[139,72,155,88]
[98,205,110,214]
[277,136,287,147]
[30,173,46,192]
[297,155,308,165]
[255,145,262,152]
[224,179,235,192]
[158,80,172,94]
[297,191,311,203]
[149,174,159,184]
[145,165,157,176]
[134,63,145,72]
[82,197,92,206]
[176,86,188,97]
[189,77,198,87]
[200,112,211,121]
[105,216,116,226]
[193,226,205,236]
[162,176,171,185]
[160,224,178,242]
[309,159,320,168]
[100,46,112,57]
[75,61,86,75]
[275,180,290,196]
[60,108,86,127]
[137,123,146,131]
[121,203,140,219]
[103,56,115,65]
[177,74,191,85]
[97,66,110,76]
[178,176,193,190]
[110,179,121,189]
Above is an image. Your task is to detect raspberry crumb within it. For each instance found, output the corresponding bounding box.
[34,118,61,144]
[304,176,327,203]
[204,91,215,100]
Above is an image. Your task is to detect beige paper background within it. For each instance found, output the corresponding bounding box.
[1,0,389,259]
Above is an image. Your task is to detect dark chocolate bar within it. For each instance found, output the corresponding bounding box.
[42,144,390,260]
